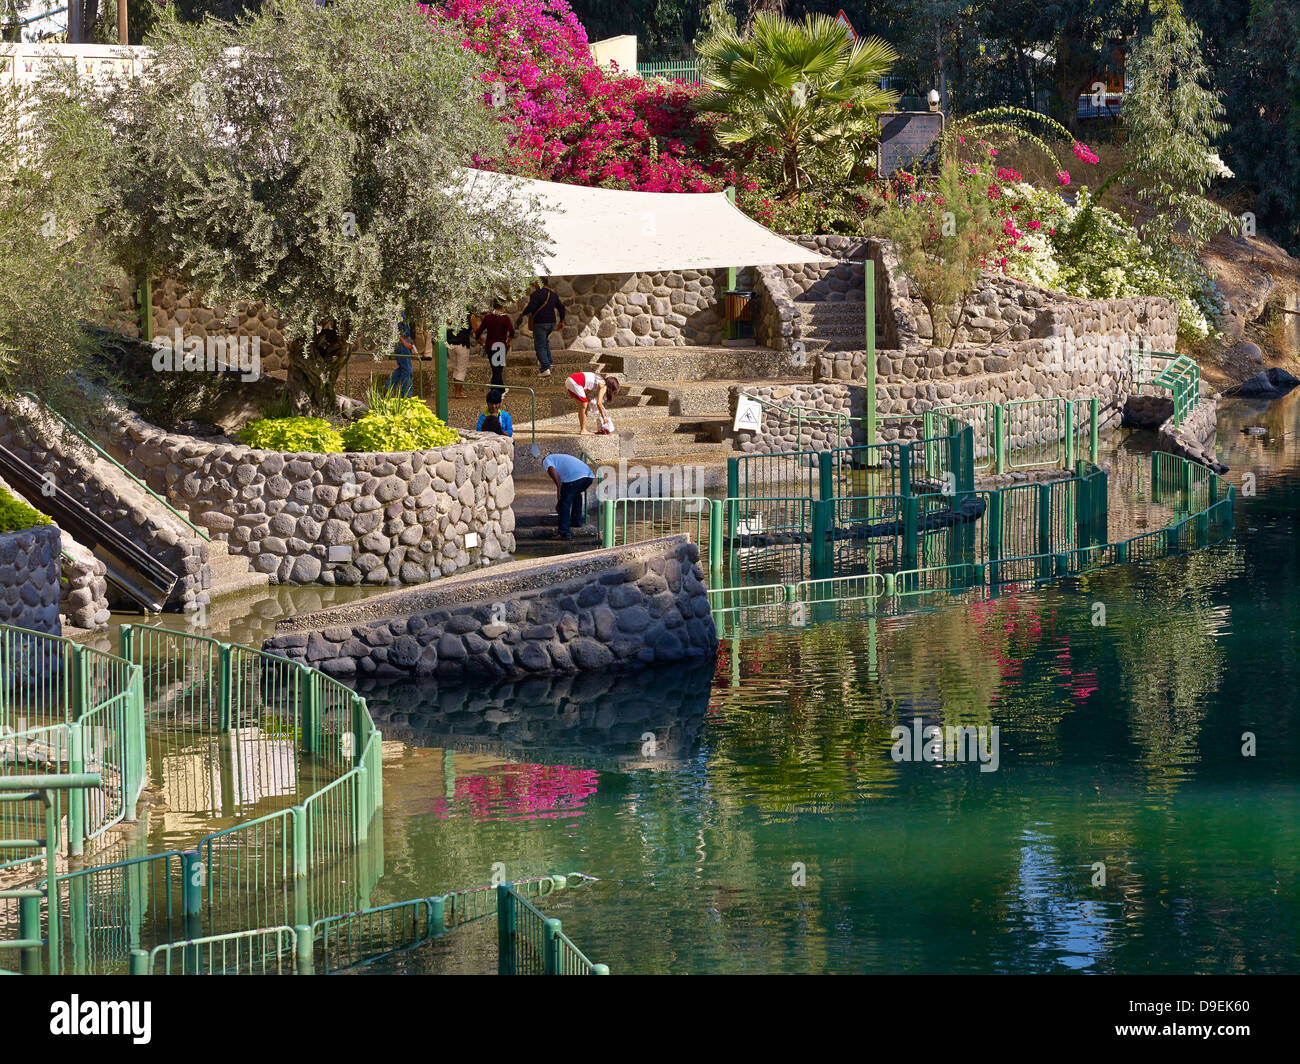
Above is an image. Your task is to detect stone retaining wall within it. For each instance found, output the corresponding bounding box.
[59,535,111,631]
[112,413,515,586]
[0,400,208,611]
[105,269,733,367]
[0,525,62,636]
[262,536,716,681]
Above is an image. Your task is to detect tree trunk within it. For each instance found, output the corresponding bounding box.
[286,325,352,413]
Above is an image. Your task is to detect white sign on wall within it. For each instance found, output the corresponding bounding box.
[734,396,763,433]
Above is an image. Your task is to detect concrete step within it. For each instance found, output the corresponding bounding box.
[599,346,784,381]
[206,539,271,599]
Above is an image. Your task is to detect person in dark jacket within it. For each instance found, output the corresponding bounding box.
[514,279,565,377]
[475,298,515,387]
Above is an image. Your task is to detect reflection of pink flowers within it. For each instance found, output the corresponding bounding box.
[433,763,599,822]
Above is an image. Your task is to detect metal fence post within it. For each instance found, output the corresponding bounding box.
[544,917,562,975]
[708,499,724,579]
[429,896,446,937]
[1037,483,1052,556]
[811,499,832,579]
[293,806,308,879]
[1089,397,1100,465]
[19,895,41,975]
[296,925,314,975]
[298,666,316,755]
[497,883,516,976]
[902,496,919,585]
[899,442,912,498]
[129,949,149,975]
[66,727,84,858]
[817,449,833,503]
[993,405,1007,476]
[600,499,616,548]
[217,643,232,733]
[1063,400,1076,471]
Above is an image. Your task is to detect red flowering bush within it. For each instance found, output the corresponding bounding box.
[424,0,725,192]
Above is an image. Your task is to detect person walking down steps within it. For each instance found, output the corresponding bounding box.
[515,278,565,377]
[475,298,515,387]
[565,371,620,435]
[543,452,594,540]
[448,309,479,399]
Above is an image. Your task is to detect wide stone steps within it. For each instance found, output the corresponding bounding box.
[206,539,272,599]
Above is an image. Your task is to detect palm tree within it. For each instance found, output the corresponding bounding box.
[695,13,899,200]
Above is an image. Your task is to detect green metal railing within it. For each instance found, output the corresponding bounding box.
[737,392,852,454]
[929,396,1100,474]
[128,873,605,975]
[497,880,608,975]
[1,624,384,975]
[1131,350,1201,427]
[637,59,701,84]
[22,393,212,543]
[600,496,723,576]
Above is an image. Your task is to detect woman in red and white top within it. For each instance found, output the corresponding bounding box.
[565,372,620,435]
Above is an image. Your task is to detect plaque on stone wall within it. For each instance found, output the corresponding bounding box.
[876,112,945,177]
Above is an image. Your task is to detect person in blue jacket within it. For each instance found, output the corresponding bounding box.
[476,389,514,437]
[384,318,418,397]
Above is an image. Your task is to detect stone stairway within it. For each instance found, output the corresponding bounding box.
[794,299,886,357]
[206,538,272,599]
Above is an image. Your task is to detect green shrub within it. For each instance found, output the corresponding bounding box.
[238,416,344,453]
[0,487,52,534]
[341,399,459,452]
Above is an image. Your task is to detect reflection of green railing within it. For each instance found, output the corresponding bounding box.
[600,495,723,576]
[22,393,212,542]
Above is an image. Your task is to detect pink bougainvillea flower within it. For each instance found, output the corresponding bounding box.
[1027,219,1041,230]
[1072,142,1099,165]
[1056,170,1071,186]
[995,167,1022,183]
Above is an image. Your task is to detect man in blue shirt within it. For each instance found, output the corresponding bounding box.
[542,452,594,539]
[476,389,514,437]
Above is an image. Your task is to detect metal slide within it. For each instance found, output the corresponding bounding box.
[0,443,178,611]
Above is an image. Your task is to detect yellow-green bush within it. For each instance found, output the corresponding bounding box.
[238,417,345,453]
[0,487,52,534]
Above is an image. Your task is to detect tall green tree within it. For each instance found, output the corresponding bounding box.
[83,0,545,409]
[0,72,114,417]
[695,12,898,198]
[1119,5,1236,264]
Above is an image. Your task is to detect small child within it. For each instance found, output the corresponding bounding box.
[476,389,514,437]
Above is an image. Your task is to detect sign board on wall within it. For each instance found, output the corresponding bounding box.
[733,396,763,434]
[876,111,945,177]
[834,10,858,40]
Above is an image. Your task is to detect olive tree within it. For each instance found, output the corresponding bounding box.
[0,70,114,417]
[90,0,545,409]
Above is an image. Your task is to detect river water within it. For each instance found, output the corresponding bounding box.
[115,392,1300,974]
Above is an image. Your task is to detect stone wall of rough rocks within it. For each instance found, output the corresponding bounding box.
[1158,395,1224,473]
[0,400,208,611]
[262,536,716,681]
[111,412,515,585]
[104,268,733,364]
[104,276,292,374]
[59,535,111,631]
[0,525,62,636]
[543,271,727,349]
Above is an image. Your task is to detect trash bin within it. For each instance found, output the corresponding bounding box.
[724,290,755,323]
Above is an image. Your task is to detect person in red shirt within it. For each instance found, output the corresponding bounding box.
[474,298,515,386]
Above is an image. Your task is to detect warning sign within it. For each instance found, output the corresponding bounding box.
[834,10,857,40]
[734,396,763,434]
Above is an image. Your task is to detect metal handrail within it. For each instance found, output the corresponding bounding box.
[20,393,211,542]
[457,380,539,455]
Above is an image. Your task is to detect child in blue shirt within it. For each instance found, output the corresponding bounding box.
[476,389,514,437]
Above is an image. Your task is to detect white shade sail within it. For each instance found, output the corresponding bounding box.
[461,169,834,276]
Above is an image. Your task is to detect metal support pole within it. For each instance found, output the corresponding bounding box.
[1089,397,1100,465]
[137,275,152,341]
[818,450,833,503]
[19,895,41,975]
[865,259,877,453]
[296,925,314,975]
[436,324,449,422]
[217,643,232,733]
[66,728,84,858]
[1063,400,1076,471]
[600,499,616,548]
[724,187,738,340]
[292,806,308,879]
[708,499,724,580]
[544,918,562,975]
[298,666,316,755]
[129,949,149,975]
[993,405,1007,476]
[497,883,516,976]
